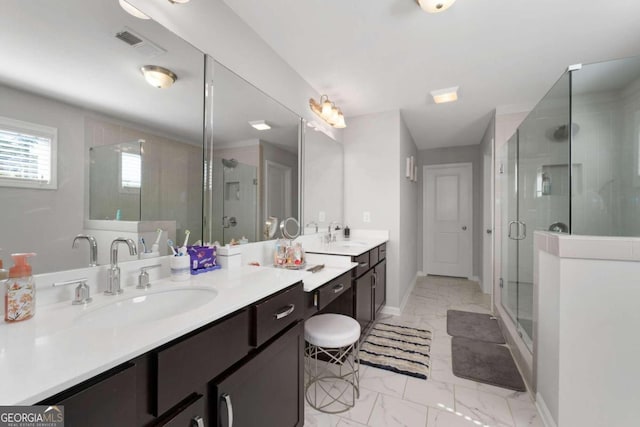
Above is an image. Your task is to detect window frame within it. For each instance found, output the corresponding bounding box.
[0,116,58,190]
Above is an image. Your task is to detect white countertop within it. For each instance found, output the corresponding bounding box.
[304,237,388,257]
[299,253,357,292]
[0,266,307,405]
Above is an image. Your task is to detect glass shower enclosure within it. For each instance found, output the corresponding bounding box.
[499,55,640,349]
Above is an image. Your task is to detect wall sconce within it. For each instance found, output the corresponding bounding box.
[141,65,177,88]
[406,156,417,182]
[309,95,346,128]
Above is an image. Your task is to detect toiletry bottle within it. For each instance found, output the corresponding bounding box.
[344,226,350,240]
[4,253,36,322]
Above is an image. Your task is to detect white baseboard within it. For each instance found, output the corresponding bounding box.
[380,306,401,316]
[399,273,419,314]
[535,392,557,427]
[417,271,426,277]
[468,275,480,283]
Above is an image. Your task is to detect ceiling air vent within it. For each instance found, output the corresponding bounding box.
[114,27,166,58]
[116,30,143,46]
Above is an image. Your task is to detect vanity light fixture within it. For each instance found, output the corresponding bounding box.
[249,120,271,131]
[118,0,150,19]
[430,86,459,104]
[309,95,347,129]
[417,0,457,13]
[141,65,177,89]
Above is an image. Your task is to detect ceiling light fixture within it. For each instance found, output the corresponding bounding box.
[430,86,459,104]
[119,0,151,19]
[416,0,457,13]
[140,65,178,89]
[249,120,271,131]
[168,0,190,4]
[309,95,346,129]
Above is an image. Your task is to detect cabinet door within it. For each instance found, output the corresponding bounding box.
[52,363,137,427]
[213,322,304,427]
[374,259,386,318]
[354,269,374,332]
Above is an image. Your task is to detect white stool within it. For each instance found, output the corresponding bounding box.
[304,314,361,414]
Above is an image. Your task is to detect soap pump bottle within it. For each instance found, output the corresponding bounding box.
[4,252,36,323]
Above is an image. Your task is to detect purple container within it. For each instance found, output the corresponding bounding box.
[187,245,219,274]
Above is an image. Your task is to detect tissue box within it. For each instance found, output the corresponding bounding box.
[187,245,221,275]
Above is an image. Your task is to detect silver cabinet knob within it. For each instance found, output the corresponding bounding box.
[462,226,467,231]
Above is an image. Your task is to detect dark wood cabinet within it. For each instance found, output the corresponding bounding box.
[212,321,304,427]
[42,362,138,427]
[39,282,305,427]
[354,269,374,332]
[374,259,386,317]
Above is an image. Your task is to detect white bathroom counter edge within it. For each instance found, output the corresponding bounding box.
[305,237,388,257]
[0,266,305,405]
[535,231,640,261]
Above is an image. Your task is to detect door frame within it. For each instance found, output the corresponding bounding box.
[423,162,473,278]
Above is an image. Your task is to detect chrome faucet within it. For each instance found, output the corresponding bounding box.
[327,221,341,243]
[305,221,319,233]
[105,238,137,295]
[72,234,98,267]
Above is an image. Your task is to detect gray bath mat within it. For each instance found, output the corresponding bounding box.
[447,310,505,344]
[451,337,526,391]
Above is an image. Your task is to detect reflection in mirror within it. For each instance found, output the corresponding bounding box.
[0,0,205,273]
[280,217,301,240]
[303,123,344,231]
[204,58,301,245]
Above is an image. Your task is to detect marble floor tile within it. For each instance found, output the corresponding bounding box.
[368,393,429,427]
[304,405,342,427]
[427,406,486,427]
[358,366,408,398]
[404,377,455,409]
[454,385,515,427]
[336,418,368,427]
[507,397,544,427]
[336,387,379,425]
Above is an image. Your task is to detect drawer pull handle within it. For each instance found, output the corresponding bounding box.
[274,304,295,320]
[222,393,233,427]
[358,262,369,268]
[191,416,204,427]
[332,284,345,293]
[372,273,377,289]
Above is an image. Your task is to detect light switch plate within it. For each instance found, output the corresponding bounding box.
[363,211,371,223]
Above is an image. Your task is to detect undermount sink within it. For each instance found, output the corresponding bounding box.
[334,241,368,248]
[77,288,218,328]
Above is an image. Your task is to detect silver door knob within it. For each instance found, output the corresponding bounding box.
[462,226,467,231]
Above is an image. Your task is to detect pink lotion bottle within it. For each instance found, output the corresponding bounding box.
[4,253,36,322]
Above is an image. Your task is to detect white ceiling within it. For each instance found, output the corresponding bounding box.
[222,0,640,150]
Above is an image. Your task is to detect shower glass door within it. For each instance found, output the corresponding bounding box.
[501,73,571,350]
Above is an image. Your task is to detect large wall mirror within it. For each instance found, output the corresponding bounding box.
[0,0,205,273]
[303,125,344,231]
[204,58,301,245]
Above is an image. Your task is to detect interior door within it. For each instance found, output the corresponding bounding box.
[264,160,292,220]
[424,163,473,277]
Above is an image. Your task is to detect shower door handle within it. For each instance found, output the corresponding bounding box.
[518,222,527,240]
[508,221,518,240]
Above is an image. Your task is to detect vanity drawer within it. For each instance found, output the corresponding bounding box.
[378,243,387,261]
[317,272,352,311]
[370,247,379,266]
[353,252,370,278]
[155,309,250,416]
[251,282,304,347]
[156,393,205,427]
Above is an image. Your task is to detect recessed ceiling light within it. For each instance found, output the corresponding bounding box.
[417,0,457,13]
[119,0,151,19]
[141,65,178,88]
[249,120,271,131]
[430,86,459,104]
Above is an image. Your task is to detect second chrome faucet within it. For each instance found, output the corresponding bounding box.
[105,238,138,295]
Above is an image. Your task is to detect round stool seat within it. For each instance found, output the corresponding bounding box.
[305,314,361,348]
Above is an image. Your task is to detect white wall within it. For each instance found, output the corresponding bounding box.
[417,144,483,278]
[399,116,419,305]
[344,110,402,309]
